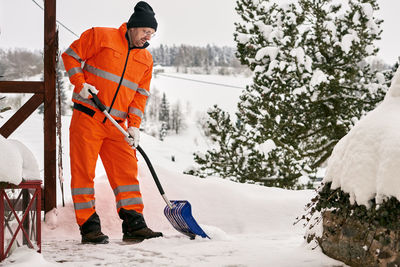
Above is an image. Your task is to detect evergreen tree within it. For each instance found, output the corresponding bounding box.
[158,92,170,139]
[190,0,388,189]
[170,101,185,134]
[159,122,168,141]
[56,62,68,115]
[0,96,11,118]
[39,61,67,114]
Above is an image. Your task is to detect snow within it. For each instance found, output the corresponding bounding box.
[257,139,276,158]
[361,3,374,19]
[352,11,361,25]
[340,33,360,54]
[325,66,400,207]
[0,71,345,266]
[290,47,305,65]
[255,46,279,61]
[236,32,251,44]
[310,69,328,87]
[255,23,274,40]
[0,135,40,185]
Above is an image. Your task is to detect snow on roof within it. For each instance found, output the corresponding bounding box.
[0,135,40,185]
[324,66,400,208]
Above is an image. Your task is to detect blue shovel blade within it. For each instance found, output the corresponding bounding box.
[163,200,210,239]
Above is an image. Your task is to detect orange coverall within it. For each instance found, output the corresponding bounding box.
[62,23,152,227]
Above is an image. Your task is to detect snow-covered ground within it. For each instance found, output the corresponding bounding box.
[0,72,345,266]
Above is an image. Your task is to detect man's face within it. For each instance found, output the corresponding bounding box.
[128,27,155,47]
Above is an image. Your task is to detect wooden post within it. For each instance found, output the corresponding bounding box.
[22,190,30,245]
[43,0,57,213]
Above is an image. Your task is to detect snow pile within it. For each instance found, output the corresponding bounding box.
[4,247,56,267]
[0,135,40,185]
[324,67,400,207]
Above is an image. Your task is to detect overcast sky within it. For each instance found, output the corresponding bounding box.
[0,0,398,64]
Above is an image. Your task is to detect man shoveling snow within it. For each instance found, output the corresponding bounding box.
[61,1,162,244]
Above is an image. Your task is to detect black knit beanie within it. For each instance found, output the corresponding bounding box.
[127,1,158,31]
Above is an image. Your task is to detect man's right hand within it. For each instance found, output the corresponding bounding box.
[79,83,99,99]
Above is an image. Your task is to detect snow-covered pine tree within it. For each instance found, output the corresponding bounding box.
[158,92,170,140]
[170,101,185,134]
[190,0,387,189]
[0,95,11,118]
[39,62,68,114]
[56,62,68,115]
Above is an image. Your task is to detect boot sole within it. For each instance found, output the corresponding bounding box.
[122,234,163,243]
[81,237,109,244]
[122,237,145,243]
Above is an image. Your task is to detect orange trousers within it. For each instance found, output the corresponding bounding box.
[69,110,144,226]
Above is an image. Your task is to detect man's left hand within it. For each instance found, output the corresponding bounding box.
[125,127,140,147]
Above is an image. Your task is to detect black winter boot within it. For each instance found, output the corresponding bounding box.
[122,227,163,242]
[80,212,109,244]
[119,208,163,243]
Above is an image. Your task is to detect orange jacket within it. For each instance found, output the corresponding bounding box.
[62,23,153,128]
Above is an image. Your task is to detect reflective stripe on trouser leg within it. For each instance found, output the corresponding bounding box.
[69,110,104,226]
[99,125,144,214]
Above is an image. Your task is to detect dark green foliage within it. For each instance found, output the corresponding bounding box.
[303,182,400,232]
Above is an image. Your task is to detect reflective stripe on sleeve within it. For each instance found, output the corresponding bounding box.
[116,198,143,209]
[137,87,150,97]
[74,200,95,210]
[113,184,141,196]
[128,107,143,119]
[65,47,83,62]
[67,67,83,77]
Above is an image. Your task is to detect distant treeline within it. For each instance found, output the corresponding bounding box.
[0,48,43,80]
[149,44,242,68]
[0,44,245,80]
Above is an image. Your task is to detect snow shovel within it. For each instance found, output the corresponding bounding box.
[89,90,210,240]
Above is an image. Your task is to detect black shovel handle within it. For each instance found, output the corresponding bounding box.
[136,145,166,195]
[89,89,106,112]
[88,90,166,196]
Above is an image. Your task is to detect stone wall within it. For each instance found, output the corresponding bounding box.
[317,211,400,267]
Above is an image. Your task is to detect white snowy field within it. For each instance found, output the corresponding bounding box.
[0,72,345,266]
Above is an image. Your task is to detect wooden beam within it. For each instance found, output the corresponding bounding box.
[0,94,43,138]
[0,81,44,94]
[43,0,57,213]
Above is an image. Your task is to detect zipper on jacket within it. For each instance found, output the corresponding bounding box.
[103,48,131,123]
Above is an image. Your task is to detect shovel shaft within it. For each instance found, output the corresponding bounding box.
[89,91,173,209]
[137,146,174,209]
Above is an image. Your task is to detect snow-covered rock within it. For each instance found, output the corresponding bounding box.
[324,66,400,207]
